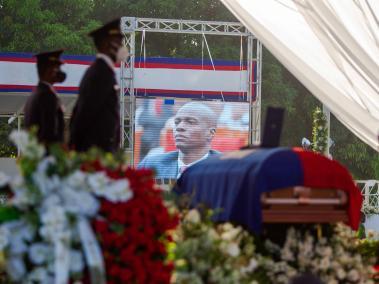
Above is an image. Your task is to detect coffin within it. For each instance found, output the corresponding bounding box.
[175,147,362,233]
[261,187,349,223]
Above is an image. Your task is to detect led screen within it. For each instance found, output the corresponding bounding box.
[135,98,249,179]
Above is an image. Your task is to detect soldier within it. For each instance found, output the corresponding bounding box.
[69,18,128,153]
[24,49,66,145]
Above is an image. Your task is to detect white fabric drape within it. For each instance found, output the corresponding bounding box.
[221,0,379,151]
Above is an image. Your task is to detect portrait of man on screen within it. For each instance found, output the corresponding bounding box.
[138,102,219,179]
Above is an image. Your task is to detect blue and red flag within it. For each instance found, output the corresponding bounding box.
[175,147,362,233]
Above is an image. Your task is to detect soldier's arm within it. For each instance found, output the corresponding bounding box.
[80,70,114,119]
[39,95,58,143]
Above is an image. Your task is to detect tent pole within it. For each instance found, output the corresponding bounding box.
[17,114,21,156]
[323,104,331,157]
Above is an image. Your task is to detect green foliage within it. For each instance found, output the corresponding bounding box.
[0,118,16,157]
[331,117,379,179]
[0,0,100,54]
[357,237,379,261]
[261,51,319,147]
[0,206,21,222]
[311,107,328,154]
[0,0,377,179]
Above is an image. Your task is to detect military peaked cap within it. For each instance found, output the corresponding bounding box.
[89,18,122,40]
[34,49,64,65]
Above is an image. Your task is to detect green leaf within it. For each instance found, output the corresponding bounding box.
[0,206,21,222]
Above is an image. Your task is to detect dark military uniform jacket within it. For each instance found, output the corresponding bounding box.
[69,56,120,152]
[24,81,64,144]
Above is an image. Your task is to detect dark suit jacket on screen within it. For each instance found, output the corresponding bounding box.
[69,58,120,152]
[24,82,64,144]
[138,150,219,179]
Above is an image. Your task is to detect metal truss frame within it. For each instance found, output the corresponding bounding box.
[357,180,379,213]
[120,17,262,164]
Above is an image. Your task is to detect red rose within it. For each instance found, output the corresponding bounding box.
[92,167,178,283]
[94,220,108,234]
[119,268,133,282]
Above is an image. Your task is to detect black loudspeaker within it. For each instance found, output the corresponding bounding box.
[261,106,284,148]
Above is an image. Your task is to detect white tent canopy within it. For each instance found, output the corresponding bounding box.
[222,0,379,151]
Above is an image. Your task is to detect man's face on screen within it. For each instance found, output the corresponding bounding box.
[173,108,211,151]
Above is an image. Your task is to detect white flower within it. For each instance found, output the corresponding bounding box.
[9,130,29,151]
[47,261,55,274]
[87,172,109,191]
[40,226,70,244]
[185,209,201,224]
[339,253,351,265]
[88,178,133,202]
[41,205,66,226]
[0,172,10,187]
[27,267,53,284]
[207,228,219,240]
[225,242,240,257]
[8,237,27,255]
[347,269,359,282]
[89,172,133,202]
[276,274,289,284]
[65,170,87,189]
[336,268,346,280]
[319,257,330,271]
[321,247,333,257]
[60,186,99,216]
[40,205,69,242]
[69,250,85,273]
[0,226,10,250]
[265,239,281,253]
[102,179,133,202]
[281,248,295,261]
[28,243,50,265]
[240,258,258,274]
[221,227,241,241]
[12,222,35,244]
[32,172,60,196]
[6,221,33,255]
[222,223,234,231]
[41,194,61,210]
[37,157,56,175]
[6,256,26,281]
[11,186,33,208]
[9,130,45,159]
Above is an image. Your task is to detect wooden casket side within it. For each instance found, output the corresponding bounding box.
[261,187,349,224]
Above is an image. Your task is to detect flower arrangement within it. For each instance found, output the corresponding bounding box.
[170,208,378,284]
[170,208,269,284]
[264,223,376,284]
[0,130,177,283]
[92,165,179,284]
[312,106,328,154]
[1,130,378,283]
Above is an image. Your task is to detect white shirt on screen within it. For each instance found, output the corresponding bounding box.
[177,152,209,179]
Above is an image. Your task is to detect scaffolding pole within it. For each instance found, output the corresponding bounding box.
[120,18,136,163]
[254,40,262,144]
